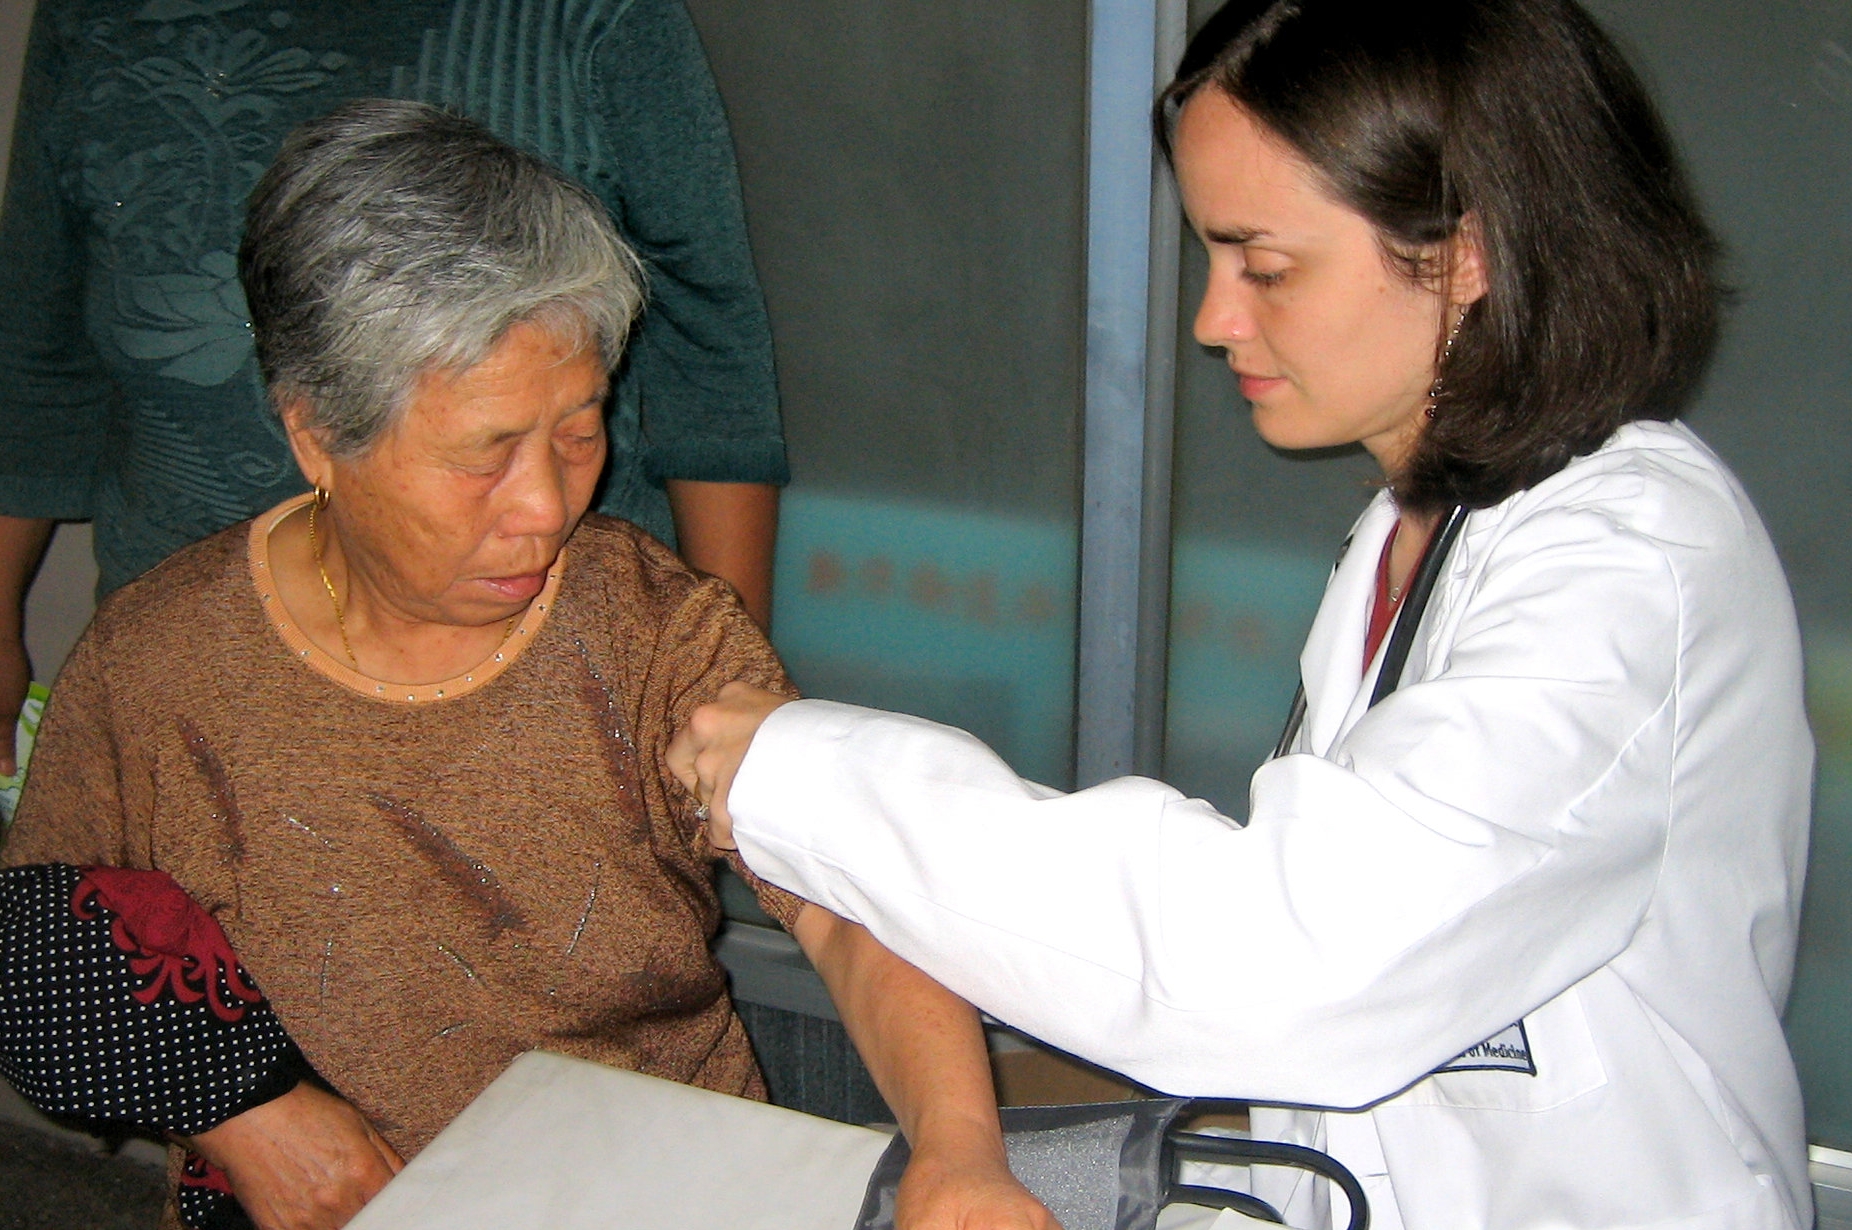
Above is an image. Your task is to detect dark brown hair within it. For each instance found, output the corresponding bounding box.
[1159,0,1722,512]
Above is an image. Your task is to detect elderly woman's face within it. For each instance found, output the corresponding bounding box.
[314,321,608,628]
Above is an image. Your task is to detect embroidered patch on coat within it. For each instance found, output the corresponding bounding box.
[1434,1020,1536,1075]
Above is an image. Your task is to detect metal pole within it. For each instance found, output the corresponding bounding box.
[1076,0,1188,787]
[1135,1,1189,777]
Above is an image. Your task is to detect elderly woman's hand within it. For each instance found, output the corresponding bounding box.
[185,1081,403,1230]
[667,681,792,850]
[897,1144,1065,1230]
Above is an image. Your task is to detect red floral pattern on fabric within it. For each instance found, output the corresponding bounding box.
[181,1151,236,1196]
[72,866,263,1023]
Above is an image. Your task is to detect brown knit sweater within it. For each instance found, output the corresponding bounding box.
[3,505,802,1165]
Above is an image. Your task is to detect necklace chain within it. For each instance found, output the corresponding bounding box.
[1384,521,1409,605]
[308,493,359,670]
[308,494,518,674]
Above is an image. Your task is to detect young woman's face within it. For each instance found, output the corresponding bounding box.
[1173,90,1474,475]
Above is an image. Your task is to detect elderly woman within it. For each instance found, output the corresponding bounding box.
[0,101,1052,1230]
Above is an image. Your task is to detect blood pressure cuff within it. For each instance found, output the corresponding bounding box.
[0,863,308,1229]
[856,1098,1371,1230]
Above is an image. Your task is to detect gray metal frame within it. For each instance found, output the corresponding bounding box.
[725,0,1190,1015]
[1076,0,1189,787]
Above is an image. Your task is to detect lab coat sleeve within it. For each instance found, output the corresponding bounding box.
[730,503,1679,1107]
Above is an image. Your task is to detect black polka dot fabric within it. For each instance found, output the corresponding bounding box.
[1,863,311,1228]
[0,863,303,1137]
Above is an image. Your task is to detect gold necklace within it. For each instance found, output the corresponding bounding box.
[308,495,521,673]
[307,493,360,670]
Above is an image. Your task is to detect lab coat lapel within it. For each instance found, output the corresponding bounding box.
[1297,494,1398,757]
[1394,505,1497,689]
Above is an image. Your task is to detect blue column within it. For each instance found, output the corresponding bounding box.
[1076,0,1187,786]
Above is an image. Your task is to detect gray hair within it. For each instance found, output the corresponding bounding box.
[239,99,645,456]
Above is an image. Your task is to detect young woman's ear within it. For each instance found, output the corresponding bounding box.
[1448,212,1490,306]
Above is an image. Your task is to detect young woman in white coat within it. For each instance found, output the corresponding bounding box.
[671,1,1815,1226]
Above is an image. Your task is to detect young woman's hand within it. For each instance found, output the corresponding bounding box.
[667,680,791,849]
[185,1081,403,1230]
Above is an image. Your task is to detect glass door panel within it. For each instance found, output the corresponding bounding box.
[1579,0,1852,1152]
[689,0,1089,787]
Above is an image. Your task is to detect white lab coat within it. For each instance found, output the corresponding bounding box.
[730,422,1814,1230]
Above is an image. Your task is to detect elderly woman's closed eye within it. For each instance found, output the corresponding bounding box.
[0,101,1054,1230]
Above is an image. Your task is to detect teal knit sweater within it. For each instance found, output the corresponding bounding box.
[0,0,786,594]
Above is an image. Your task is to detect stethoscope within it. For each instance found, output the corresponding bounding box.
[1272,504,1471,758]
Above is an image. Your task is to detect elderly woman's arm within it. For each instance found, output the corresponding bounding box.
[650,583,1053,1230]
[5,639,401,1230]
[792,905,1061,1230]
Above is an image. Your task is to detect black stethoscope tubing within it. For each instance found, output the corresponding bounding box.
[1271,504,1470,759]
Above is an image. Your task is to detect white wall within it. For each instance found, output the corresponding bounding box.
[1,0,100,686]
